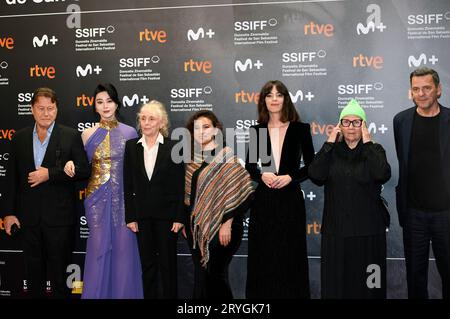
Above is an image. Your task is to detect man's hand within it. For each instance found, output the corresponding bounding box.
[28,167,49,187]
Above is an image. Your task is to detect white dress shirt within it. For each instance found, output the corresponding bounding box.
[137,133,164,181]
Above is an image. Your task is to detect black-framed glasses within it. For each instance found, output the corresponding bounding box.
[340,119,363,127]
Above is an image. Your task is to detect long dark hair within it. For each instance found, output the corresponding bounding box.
[257,80,300,124]
[93,83,121,118]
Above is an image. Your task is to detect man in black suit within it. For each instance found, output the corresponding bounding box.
[123,101,185,299]
[394,67,450,299]
[2,87,90,298]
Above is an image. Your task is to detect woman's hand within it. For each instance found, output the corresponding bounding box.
[127,222,139,233]
[327,123,341,143]
[261,172,276,188]
[219,218,233,246]
[64,160,75,178]
[271,175,292,189]
[362,121,372,143]
[171,222,184,233]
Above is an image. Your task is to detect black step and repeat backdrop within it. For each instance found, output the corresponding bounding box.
[1,0,449,299]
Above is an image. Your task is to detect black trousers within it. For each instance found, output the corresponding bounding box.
[22,224,73,299]
[403,208,450,299]
[188,219,243,299]
[136,218,178,299]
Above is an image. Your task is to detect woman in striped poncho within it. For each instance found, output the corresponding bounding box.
[184,110,255,299]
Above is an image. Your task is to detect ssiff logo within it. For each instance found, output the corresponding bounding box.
[282,50,326,62]
[408,12,450,25]
[171,87,212,98]
[356,4,387,35]
[187,28,215,41]
[408,54,439,67]
[76,64,102,77]
[76,26,115,38]
[338,82,383,95]
[234,18,278,31]
[32,34,58,48]
[235,59,263,72]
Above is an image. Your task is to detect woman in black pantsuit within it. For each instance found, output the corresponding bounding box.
[245,80,314,299]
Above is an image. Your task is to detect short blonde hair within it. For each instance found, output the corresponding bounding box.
[136,100,169,137]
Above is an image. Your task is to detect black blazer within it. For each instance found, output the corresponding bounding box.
[393,105,450,227]
[123,137,185,224]
[2,123,90,226]
[245,121,315,190]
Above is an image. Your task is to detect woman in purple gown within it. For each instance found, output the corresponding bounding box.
[65,83,143,298]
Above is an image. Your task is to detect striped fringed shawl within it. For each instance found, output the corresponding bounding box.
[185,146,254,267]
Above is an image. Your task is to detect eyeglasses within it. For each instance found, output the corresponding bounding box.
[340,119,363,127]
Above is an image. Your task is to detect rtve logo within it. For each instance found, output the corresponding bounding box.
[76,94,94,107]
[338,82,383,95]
[183,59,212,74]
[0,36,14,50]
[408,54,439,68]
[0,129,16,141]
[304,22,334,37]
[356,4,387,35]
[234,59,263,72]
[187,28,215,41]
[119,56,160,68]
[123,94,150,107]
[32,34,58,48]
[352,54,383,69]
[139,29,167,43]
[6,0,67,4]
[235,91,259,104]
[29,65,56,78]
[408,12,450,25]
[76,64,102,77]
[75,26,115,38]
[234,18,278,31]
[282,50,327,63]
[18,92,33,102]
[170,86,212,99]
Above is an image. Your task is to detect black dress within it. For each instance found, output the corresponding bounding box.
[245,122,315,299]
[308,140,391,299]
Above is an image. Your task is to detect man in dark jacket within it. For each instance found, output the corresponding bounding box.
[2,87,90,298]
